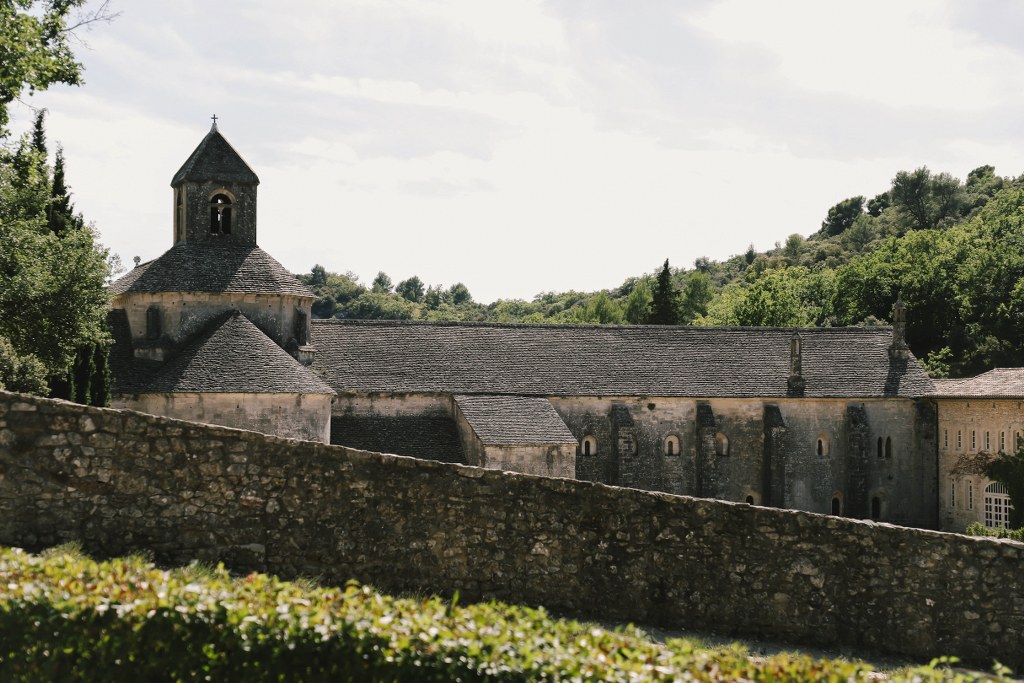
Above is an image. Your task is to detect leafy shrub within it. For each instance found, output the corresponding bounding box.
[965,522,1024,542]
[0,546,1011,681]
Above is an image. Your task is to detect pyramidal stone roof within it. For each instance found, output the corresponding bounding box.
[109,243,312,297]
[134,311,333,394]
[454,395,577,446]
[171,124,259,186]
[930,368,1024,398]
[310,320,935,399]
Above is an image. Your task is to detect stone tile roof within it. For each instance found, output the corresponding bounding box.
[330,415,466,463]
[311,321,934,399]
[109,244,312,297]
[120,311,333,395]
[171,125,259,185]
[930,368,1024,398]
[454,395,576,446]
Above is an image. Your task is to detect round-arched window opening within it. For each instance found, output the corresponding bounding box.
[831,495,842,516]
[885,436,893,459]
[745,495,755,505]
[871,496,882,520]
[664,435,680,456]
[209,192,233,234]
[715,432,730,456]
[816,434,830,457]
[581,435,597,456]
[877,436,884,459]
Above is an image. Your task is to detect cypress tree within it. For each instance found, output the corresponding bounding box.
[47,146,82,235]
[649,259,679,325]
[90,343,111,407]
[30,109,47,157]
[72,345,93,405]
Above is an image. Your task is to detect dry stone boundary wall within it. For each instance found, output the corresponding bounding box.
[0,390,1021,667]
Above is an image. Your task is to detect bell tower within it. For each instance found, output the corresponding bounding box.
[170,117,260,246]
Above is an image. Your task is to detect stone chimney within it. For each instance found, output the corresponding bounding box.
[890,295,910,360]
[787,332,805,397]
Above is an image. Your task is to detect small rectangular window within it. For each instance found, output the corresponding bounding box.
[985,432,990,451]
[944,429,948,449]
[1001,432,1006,452]
[971,430,976,450]
[957,430,962,449]
[968,480,974,510]
[951,479,956,508]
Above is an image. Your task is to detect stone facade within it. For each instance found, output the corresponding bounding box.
[558,396,938,528]
[1,389,1021,668]
[936,397,1022,531]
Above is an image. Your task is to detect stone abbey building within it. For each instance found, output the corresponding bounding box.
[110,124,996,533]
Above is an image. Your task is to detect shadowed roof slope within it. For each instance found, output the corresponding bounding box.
[310,321,934,399]
[137,311,333,394]
[109,243,312,297]
[455,395,576,446]
[930,368,1024,398]
[171,125,259,185]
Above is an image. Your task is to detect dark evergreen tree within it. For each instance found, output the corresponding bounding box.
[71,344,93,404]
[47,146,83,235]
[649,259,679,325]
[31,109,47,157]
[90,342,110,407]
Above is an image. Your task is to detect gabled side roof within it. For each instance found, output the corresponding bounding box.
[126,311,333,395]
[930,368,1024,398]
[171,124,259,185]
[109,243,312,297]
[310,321,934,399]
[455,395,576,446]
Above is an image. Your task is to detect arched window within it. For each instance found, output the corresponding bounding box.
[877,437,883,459]
[663,435,680,456]
[816,434,830,457]
[145,305,161,340]
[984,482,1014,529]
[209,192,233,234]
[715,432,729,456]
[885,436,892,459]
[871,496,881,520]
[174,189,184,242]
[581,435,597,456]
[831,495,842,516]
[745,495,755,504]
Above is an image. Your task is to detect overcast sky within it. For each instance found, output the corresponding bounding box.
[10,1,1024,303]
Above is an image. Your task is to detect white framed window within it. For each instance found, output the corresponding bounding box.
[985,432,991,451]
[816,434,830,457]
[715,432,730,456]
[1001,432,1006,453]
[663,435,680,456]
[984,482,1014,529]
[580,435,598,456]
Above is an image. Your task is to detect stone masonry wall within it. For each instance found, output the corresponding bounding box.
[0,390,1021,667]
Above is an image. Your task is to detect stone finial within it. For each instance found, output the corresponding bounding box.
[787,332,805,397]
[890,295,910,359]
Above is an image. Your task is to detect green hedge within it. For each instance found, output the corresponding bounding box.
[0,545,1010,681]
[965,522,1024,542]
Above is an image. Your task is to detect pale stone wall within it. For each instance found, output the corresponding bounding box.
[113,291,312,359]
[0,390,1021,668]
[482,444,576,478]
[113,392,332,443]
[936,397,1024,532]
[332,392,452,418]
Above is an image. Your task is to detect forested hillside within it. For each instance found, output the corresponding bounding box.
[301,164,1024,378]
